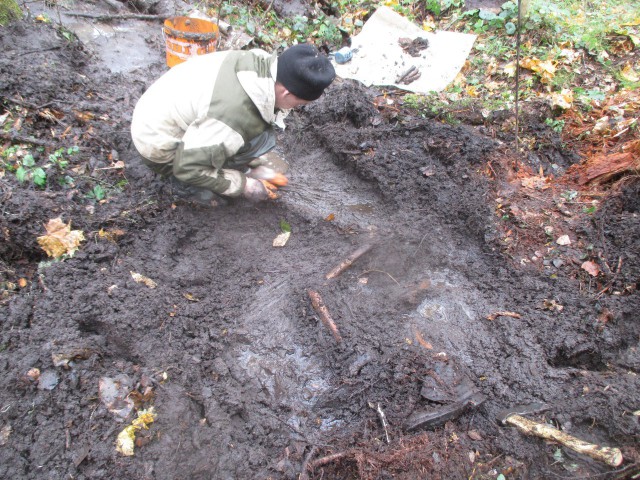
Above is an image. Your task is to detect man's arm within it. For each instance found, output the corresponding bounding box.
[172,118,247,197]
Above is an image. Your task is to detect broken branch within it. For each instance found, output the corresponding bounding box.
[325,243,372,279]
[307,289,342,343]
[64,12,167,21]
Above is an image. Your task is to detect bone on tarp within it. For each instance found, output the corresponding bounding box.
[395,65,421,85]
[497,403,624,467]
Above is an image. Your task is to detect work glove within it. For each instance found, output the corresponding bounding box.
[247,152,289,187]
[242,177,279,201]
[246,166,289,187]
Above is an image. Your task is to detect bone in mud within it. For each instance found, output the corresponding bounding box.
[325,243,373,279]
[307,289,343,343]
[503,414,623,467]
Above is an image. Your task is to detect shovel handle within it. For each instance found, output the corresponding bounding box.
[505,414,623,467]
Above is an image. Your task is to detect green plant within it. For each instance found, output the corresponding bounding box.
[16,154,47,187]
[48,146,78,170]
[545,118,565,133]
[87,184,106,201]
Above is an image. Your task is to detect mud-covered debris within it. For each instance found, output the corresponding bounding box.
[406,391,486,431]
[542,299,564,312]
[116,408,157,456]
[130,271,157,288]
[99,375,134,418]
[26,368,40,381]
[0,425,12,446]
[398,37,429,57]
[37,217,85,258]
[37,370,59,390]
[52,348,93,368]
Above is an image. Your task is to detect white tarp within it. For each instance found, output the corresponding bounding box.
[333,6,477,94]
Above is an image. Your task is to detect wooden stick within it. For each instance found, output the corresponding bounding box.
[505,414,623,467]
[485,311,522,321]
[64,12,166,21]
[307,290,342,343]
[325,244,372,279]
[310,451,348,468]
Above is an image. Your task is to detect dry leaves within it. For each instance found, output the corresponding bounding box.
[581,260,601,277]
[37,217,85,258]
[116,408,157,456]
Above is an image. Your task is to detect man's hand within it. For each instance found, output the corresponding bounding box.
[242,177,279,201]
[247,166,289,187]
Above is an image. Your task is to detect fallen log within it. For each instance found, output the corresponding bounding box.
[307,289,342,343]
[325,243,372,279]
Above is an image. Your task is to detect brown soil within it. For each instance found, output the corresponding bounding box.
[1,10,639,480]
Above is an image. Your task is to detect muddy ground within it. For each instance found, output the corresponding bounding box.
[1,5,639,480]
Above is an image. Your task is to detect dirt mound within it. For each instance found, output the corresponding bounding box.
[1,18,639,480]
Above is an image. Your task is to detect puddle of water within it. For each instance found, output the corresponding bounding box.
[68,19,163,73]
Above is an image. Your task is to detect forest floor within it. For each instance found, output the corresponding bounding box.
[0,1,639,479]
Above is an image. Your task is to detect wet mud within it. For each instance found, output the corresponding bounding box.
[1,12,639,480]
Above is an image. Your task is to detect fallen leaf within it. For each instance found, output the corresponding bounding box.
[543,299,564,312]
[37,217,85,258]
[621,63,640,82]
[183,292,199,302]
[0,425,12,446]
[18,278,27,288]
[468,430,482,441]
[324,213,335,221]
[130,271,157,288]
[98,228,126,242]
[581,260,600,277]
[116,408,157,456]
[520,57,557,83]
[273,231,290,247]
[549,89,574,110]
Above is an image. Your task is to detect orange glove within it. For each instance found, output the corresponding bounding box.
[247,165,289,187]
[243,177,279,201]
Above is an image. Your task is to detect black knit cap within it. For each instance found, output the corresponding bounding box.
[276,44,336,101]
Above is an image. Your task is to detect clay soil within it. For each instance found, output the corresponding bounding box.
[1,10,639,480]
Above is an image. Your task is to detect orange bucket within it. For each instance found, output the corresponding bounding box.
[163,17,219,68]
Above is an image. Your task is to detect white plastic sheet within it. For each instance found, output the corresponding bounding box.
[333,6,477,94]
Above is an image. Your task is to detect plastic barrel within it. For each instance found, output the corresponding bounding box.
[163,17,219,68]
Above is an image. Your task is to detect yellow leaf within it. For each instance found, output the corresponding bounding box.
[503,61,516,77]
[465,85,479,97]
[37,217,84,258]
[549,89,574,110]
[621,63,640,82]
[116,425,137,456]
[520,57,556,83]
[116,408,157,456]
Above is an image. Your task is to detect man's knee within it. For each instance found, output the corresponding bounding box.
[140,156,174,177]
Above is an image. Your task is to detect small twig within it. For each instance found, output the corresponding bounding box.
[485,311,522,321]
[310,451,349,468]
[396,65,417,83]
[307,289,343,343]
[299,446,318,480]
[0,132,57,148]
[596,256,623,298]
[64,12,167,21]
[325,243,372,279]
[375,402,390,444]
